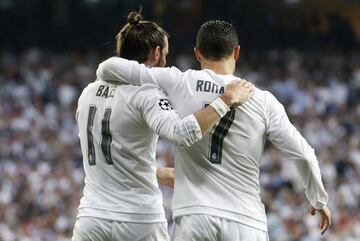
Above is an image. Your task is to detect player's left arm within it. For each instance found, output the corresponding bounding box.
[265,93,331,234]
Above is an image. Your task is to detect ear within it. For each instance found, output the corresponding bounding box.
[194,47,202,62]
[147,46,161,66]
[153,46,161,63]
[233,45,240,60]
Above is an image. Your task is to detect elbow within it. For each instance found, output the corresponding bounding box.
[170,130,202,147]
[176,118,203,147]
[166,118,203,147]
[176,125,203,147]
[181,137,197,147]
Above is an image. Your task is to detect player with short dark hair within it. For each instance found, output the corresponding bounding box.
[196,20,239,60]
[98,18,331,240]
[72,12,254,241]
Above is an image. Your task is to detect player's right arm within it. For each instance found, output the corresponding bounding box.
[97,57,188,95]
[130,80,254,147]
[265,92,331,234]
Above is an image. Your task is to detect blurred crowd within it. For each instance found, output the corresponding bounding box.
[0,48,359,241]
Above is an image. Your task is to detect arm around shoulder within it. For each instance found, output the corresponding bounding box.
[96,57,186,91]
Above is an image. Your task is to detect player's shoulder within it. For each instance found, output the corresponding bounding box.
[187,68,218,81]
[97,56,139,72]
[128,84,166,105]
[153,65,194,80]
[133,83,165,96]
[253,87,271,98]
[78,81,100,103]
[252,87,278,102]
[251,88,285,116]
[243,87,280,111]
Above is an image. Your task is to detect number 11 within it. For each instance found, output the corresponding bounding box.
[86,106,114,166]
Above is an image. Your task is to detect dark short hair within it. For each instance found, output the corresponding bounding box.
[116,11,168,63]
[196,20,239,60]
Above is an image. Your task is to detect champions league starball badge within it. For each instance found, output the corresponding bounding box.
[158,99,173,110]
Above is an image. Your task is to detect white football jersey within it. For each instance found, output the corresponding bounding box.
[97,57,328,231]
[75,80,202,223]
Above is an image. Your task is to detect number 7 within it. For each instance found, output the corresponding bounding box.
[205,103,236,164]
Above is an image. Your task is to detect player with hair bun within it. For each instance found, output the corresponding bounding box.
[116,10,169,66]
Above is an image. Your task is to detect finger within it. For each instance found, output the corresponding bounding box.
[243,85,252,91]
[249,83,255,89]
[227,80,238,87]
[320,216,325,230]
[245,81,251,87]
[232,81,243,88]
[239,79,247,86]
[310,207,316,216]
[321,220,329,235]
[321,213,331,234]
[244,82,254,90]
[246,83,255,92]
[249,90,255,97]
[326,213,331,228]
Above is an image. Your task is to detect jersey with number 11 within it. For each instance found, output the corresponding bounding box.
[75,79,203,223]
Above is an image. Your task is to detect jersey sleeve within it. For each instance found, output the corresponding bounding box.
[265,92,328,209]
[129,85,202,147]
[96,57,188,96]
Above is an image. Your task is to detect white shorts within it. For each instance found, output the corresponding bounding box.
[171,214,269,241]
[72,217,169,241]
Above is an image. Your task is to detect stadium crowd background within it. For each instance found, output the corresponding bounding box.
[1,0,360,240]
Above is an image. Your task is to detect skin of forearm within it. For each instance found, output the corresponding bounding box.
[193,106,222,134]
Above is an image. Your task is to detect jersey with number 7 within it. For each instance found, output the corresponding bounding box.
[97,57,328,231]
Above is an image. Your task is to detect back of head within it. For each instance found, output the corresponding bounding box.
[116,10,168,63]
[196,20,239,61]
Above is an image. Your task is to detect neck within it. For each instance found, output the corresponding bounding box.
[143,59,154,67]
[200,58,235,75]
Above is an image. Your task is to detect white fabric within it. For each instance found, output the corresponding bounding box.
[171,214,268,241]
[96,57,328,231]
[210,97,230,117]
[75,80,202,223]
[72,217,169,241]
